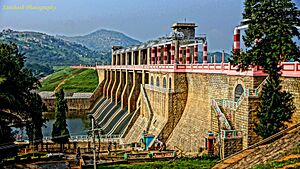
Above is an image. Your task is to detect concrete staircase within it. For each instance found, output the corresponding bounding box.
[212,123,300,169]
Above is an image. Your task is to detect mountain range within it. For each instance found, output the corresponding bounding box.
[58,29,141,52]
[0,29,140,77]
[0,28,230,77]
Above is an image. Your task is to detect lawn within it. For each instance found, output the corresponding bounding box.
[95,157,217,169]
[39,66,98,92]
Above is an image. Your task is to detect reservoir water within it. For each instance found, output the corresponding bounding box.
[42,117,90,137]
[14,115,91,140]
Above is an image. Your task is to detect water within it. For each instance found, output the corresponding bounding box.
[13,117,90,140]
[42,117,90,137]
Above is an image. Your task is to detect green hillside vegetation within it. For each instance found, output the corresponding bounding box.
[62,68,99,92]
[39,67,98,92]
[0,29,110,77]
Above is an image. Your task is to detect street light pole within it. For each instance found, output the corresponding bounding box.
[33,127,35,157]
[91,117,96,169]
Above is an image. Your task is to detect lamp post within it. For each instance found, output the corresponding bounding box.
[90,116,96,169]
[33,127,35,157]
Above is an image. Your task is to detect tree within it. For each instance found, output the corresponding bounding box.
[25,93,47,148]
[255,74,295,138]
[231,0,299,138]
[0,43,43,159]
[51,88,70,152]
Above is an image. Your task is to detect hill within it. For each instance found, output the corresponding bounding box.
[57,29,141,52]
[39,67,98,92]
[0,29,110,77]
[199,51,230,63]
[0,28,229,77]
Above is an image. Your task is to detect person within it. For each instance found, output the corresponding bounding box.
[162,142,166,151]
[142,130,146,150]
[155,138,164,151]
[113,142,117,150]
[75,147,81,166]
[107,142,112,157]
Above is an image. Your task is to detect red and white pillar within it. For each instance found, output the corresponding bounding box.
[151,47,156,64]
[203,42,207,64]
[234,27,240,55]
[222,50,225,63]
[179,47,183,64]
[186,47,190,64]
[171,43,175,64]
[163,45,168,64]
[194,45,198,64]
[157,46,161,64]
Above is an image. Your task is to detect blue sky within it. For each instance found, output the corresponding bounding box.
[0,0,299,52]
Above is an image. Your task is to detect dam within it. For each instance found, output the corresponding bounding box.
[71,22,300,154]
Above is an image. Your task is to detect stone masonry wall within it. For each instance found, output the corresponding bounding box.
[137,72,188,143]
[160,73,188,142]
[146,88,168,137]
[167,73,230,152]
[222,137,243,159]
[124,92,150,143]
[102,69,300,155]
[166,74,266,152]
[43,98,91,113]
[281,77,300,124]
[233,96,250,149]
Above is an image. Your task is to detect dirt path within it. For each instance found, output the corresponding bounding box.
[54,79,66,92]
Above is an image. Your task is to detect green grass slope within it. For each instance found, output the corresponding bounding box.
[39,67,98,92]
[93,157,217,169]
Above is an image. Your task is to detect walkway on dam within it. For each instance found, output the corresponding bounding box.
[72,61,300,77]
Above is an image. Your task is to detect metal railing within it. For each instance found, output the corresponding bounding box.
[42,134,122,143]
[211,99,232,130]
[220,129,243,139]
[216,76,269,111]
